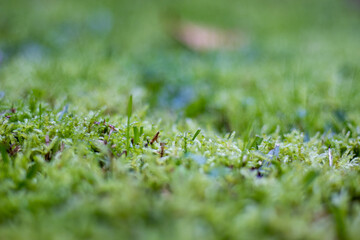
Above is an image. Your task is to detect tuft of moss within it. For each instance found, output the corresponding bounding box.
[0,100,359,239]
[1,0,360,239]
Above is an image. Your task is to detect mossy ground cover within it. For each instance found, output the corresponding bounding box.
[1,0,360,239]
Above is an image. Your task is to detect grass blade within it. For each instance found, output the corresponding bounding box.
[192,129,201,141]
[0,144,9,165]
[126,95,133,152]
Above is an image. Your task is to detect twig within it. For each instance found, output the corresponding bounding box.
[150,131,160,145]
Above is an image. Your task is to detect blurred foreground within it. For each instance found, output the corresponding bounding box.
[1,0,360,134]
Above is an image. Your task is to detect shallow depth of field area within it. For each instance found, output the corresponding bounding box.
[1,0,360,239]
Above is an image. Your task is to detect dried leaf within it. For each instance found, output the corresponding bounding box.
[170,21,244,51]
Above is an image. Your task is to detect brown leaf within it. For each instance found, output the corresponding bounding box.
[170,21,245,51]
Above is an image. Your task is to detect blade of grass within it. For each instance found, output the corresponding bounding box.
[0,144,9,165]
[192,129,201,141]
[140,126,144,137]
[183,132,188,154]
[133,126,139,145]
[126,95,133,152]
[39,103,42,128]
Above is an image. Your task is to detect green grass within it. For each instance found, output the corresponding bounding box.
[1,0,360,239]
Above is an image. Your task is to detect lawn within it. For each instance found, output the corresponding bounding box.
[1,0,360,239]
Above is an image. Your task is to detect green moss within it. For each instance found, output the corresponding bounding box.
[1,0,360,239]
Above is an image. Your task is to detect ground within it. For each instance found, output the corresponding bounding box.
[0,0,360,239]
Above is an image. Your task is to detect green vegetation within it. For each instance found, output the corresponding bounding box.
[1,0,360,239]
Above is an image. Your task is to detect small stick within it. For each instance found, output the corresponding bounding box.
[150,131,160,145]
[159,142,166,157]
[119,150,127,157]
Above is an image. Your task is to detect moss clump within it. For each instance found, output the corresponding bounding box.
[1,0,360,239]
[0,100,360,239]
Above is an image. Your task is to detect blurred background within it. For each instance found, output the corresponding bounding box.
[1,0,360,135]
